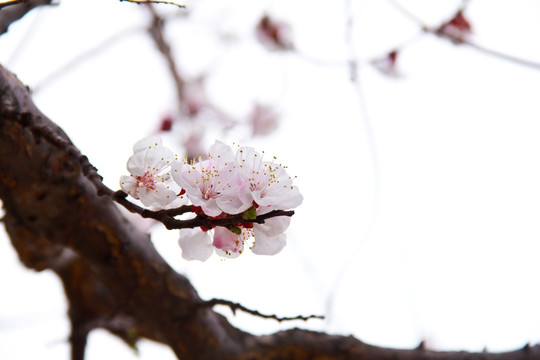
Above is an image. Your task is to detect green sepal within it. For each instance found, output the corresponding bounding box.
[229,226,242,235]
[241,206,257,220]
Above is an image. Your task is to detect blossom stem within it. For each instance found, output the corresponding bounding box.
[113,191,294,230]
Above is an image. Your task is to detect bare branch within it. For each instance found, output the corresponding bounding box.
[386,0,540,71]
[0,0,52,35]
[201,298,324,322]
[146,3,185,115]
[33,26,144,93]
[120,0,185,8]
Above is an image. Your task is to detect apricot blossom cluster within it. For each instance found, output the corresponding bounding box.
[120,137,302,260]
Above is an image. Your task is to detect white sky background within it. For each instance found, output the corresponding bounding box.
[1,0,540,358]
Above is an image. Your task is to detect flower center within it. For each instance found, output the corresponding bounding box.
[136,172,156,190]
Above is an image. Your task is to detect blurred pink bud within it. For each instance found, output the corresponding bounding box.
[250,104,279,136]
[159,115,174,132]
[438,11,472,43]
[370,50,400,77]
[256,15,293,51]
[183,77,207,117]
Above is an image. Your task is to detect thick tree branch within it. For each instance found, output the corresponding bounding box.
[0,0,52,35]
[1,63,540,360]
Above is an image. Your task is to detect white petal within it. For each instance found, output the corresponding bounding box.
[210,140,236,162]
[200,199,223,217]
[257,186,303,210]
[120,176,139,198]
[133,136,162,152]
[217,182,252,215]
[252,231,286,255]
[236,146,262,171]
[178,229,214,261]
[126,150,149,176]
[151,183,178,206]
[147,146,176,172]
[254,216,290,237]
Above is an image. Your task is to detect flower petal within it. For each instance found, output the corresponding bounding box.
[133,136,162,152]
[213,227,244,258]
[178,229,214,261]
[254,216,290,237]
[252,231,286,255]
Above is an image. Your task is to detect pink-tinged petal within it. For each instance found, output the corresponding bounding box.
[213,227,244,258]
[179,229,213,261]
[251,231,286,255]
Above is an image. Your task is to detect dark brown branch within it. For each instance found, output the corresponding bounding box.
[0,0,52,35]
[201,298,324,322]
[112,188,295,230]
[120,0,185,8]
[0,0,25,9]
[147,4,186,115]
[3,65,540,360]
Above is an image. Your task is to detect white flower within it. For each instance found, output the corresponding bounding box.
[236,146,303,211]
[171,140,252,217]
[120,136,180,207]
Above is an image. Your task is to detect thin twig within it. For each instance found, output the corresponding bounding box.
[434,30,540,71]
[146,4,185,115]
[113,189,294,230]
[201,298,324,322]
[120,0,185,8]
[386,0,540,71]
[33,25,144,94]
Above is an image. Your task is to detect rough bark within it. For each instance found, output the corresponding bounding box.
[0,64,539,360]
